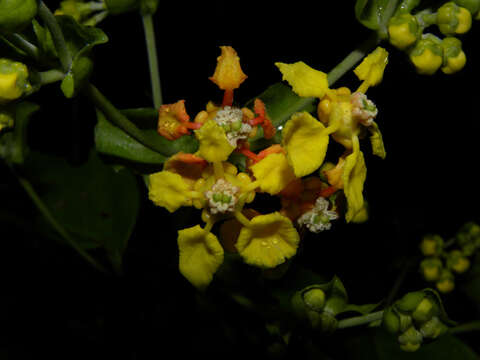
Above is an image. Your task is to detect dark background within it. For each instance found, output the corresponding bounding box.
[1,1,480,359]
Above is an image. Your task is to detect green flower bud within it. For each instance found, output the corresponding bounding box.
[462,242,477,257]
[419,234,444,256]
[437,2,472,35]
[0,111,14,132]
[317,311,338,333]
[395,291,426,313]
[0,59,31,103]
[398,326,423,352]
[436,269,455,293]
[453,0,480,16]
[446,249,470,273]
[0,0,37,33]
[419,316,449,339]
[411,297,438,324]
[388,13,420,50]
[104,0,139,15]
[383,307,401,334]
[303,288,326,312]
[420,257,443,281]
[441,37,467,74]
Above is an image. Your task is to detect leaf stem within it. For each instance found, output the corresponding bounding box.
[84,83,167,155]
[449,321,480,335]
[337,310,384,329]
[37,1,72,73]
[14,170,108,274]
[38,69,65,85]
[141,13,163,109]
[327,33,380,86]
[2,33,40,60]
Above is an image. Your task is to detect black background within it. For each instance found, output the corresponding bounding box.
[1,1,480,359]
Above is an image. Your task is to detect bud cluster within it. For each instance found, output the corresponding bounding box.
[382,290,450,352]
[387,1,478,75]
[419,222,480,293]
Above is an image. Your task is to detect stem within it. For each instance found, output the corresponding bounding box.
[3,33,39,60]
[337,310,384,329]
[327,33,380,86]
[378,0,401,39]
[38,69,65,85]
[141,13,163,109]
[38,1,72,73]
[14,171,108,274]
[449,321,480,335]
[84,83,167,155]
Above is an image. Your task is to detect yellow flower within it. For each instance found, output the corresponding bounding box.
[194,119,235,162]
[282,112,329,177]
[0,72,22,101]
[342,138,367,223]
[354,47,389,93]
[275,61,329,98]
[209,46,247,91]
[235,212,300,268]
[177,225,224,290]
[250,152,296,195]
[148,171,193,213]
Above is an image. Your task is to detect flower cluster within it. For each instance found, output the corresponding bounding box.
[419,221,480,293]
[148,46,388,290]
[387,1,477,75]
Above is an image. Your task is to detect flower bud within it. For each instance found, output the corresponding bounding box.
[446,249,470,273]
[104,0,139,15]
[0,111,14,132]
[395,291,426,313]
[441,37,467,74]
[419,316,449,339]
[383,307,401,334]
[411,297,438,324]
[420,257,443,281]
[0,0,37,33]
[408,35,444,75]
[0,59,31,103]
[398,326,423,352]
[454,0,480,15]
[419,234,444,256]
[436,269,455,293]
[437,2,472,35]
[303,288,326,312]
[388,13,420,50]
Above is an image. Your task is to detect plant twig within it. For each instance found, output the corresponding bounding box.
[141,13,163,108]
[337,310,384,329]
[2,33,39,60]
[449,321,480,335]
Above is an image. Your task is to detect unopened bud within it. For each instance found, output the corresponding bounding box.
[0,111,14,132]
[446,249,470,273]
[398,326,423,352]
[441,37,467,74]
[409,34,444,75]
[419,234,444,256]
[411,297,438,324]
[388,13,420,50]
[420,257,443,281]
[395,291,426,313]
[419,316,449,339]
[303,288,326,312]
[383,307,400,334]
[436,269,455,293]
[0,0,37,33]
[437,2,472,35]
[454,0,480,15]
[0,59,31,103]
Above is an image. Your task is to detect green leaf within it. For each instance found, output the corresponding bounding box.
[346,328,478,360]
[355,0,397,31]
[247,82,316,151]
[56,15,108,98]
[0,101,39,164]
[94,109,199,166]
[23,149,140,266]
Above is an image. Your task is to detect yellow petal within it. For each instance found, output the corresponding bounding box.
[148,171,192,212]
[275,61,329,98]
[369,121,386,159]
[235,212,300,268]
[209,46,247,90]
[0,73,22,101]
[354,47,389,88]
[343,145,367,223]
[177,225,224,290]
[282,112,329,177]
[194,119,235,162]
[251,152,296,195]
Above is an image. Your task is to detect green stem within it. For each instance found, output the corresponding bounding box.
[378,0,401,39]
[449,321,480,335]
[327,33,380,86]
[337,310,384,329]
[38,1,72,73]
[84,83,167,154]
[14,171,108,274]
[39,69,65,85]
[3,33,40,60]
[141,13,163,109]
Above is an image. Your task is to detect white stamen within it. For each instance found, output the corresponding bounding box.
[297,197,338,233]
[214,106,252,147]
[204,178,238,214]
[351,92,378,126]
